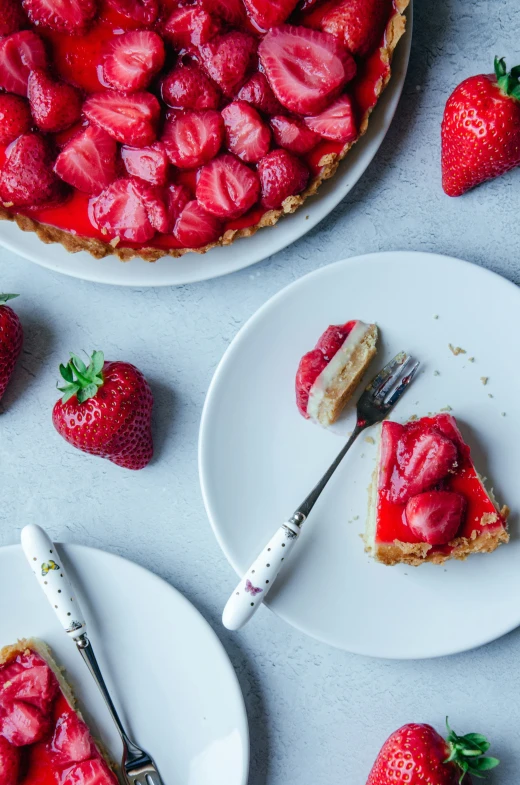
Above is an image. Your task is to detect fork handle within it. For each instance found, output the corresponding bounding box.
[21,524,87,639]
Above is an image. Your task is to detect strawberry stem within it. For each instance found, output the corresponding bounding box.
[0,293,19,306]
[58,350,105,404]
[444,718,499,782]
[494,56,520,100]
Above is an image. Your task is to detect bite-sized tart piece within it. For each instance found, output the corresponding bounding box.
[0,639,117,785]
[296,320,378,426]
[365,414,510,566]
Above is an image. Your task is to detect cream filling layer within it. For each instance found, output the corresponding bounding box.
[307,320,372,422]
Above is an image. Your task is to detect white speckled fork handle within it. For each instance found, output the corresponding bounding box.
[21,524,87,639]
[222,515,303,631]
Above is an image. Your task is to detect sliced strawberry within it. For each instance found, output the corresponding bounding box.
[315,321,356,359]
[121,142,169,185]
[173,199,222,248]
[28,69,82,133]
[0,31,47,96]
[379,420,405,492]
[0,663,58,712]
[54,125,118,194]
[22,0,97,34]
[390,427,459,504]
[257,148,309,209]
[161,109,223,169]
[61,759,116,785]
[199,0,246,27]
[0,95,32,146]
[200,32,257,98]
[196,153,260,219]
[161,64,221,111]
[0,701,50,746]
[0,0,27,37]
[163,6,220,49]
[243,0,298,31]
[304,94,357,142]
[105,0,158,24]
[92,177,167,242]
[222,101,271,163]
[303,0,392,57]
[258,25,356,115]
[51,712,93,766]
[102,30,165,93]
[405,490,466,545]
[83,91,160,147]
[237,73,284,115]
[165,182,191,231]
[0,132,65,207]
[295,349,328,417]
[270,115,320,154]
[0,736,20,785]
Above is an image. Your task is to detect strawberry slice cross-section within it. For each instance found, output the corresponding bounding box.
[83,91,160,148]
[102,30,165,93]
[0,31,47,96]
[92,178,168,243]
[54,125,118,195]
[162,110,224,169]
[196,153,260,219]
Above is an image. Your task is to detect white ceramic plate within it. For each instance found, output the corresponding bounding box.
[199,251,520,659]
[0,543,249,785]
[0,9,412,287]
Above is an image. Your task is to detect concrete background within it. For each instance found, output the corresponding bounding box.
[1,0,520,781]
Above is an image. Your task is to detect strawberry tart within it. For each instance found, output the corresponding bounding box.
[0,639,117,785]
[296,319,378,426]
[365,414,509,566]
[0,0,409,261]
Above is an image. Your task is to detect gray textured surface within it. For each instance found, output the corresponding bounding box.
[1,1,519,781]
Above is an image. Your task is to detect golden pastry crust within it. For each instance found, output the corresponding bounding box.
[0,0,409,262]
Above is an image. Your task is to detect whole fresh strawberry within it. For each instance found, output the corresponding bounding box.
[442,57,520,196]
[367,720,499,784]
[52,351,153,470]
[0,293,23,402]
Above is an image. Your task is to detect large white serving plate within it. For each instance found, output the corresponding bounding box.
[0,8,412,286]
[199,251,520,659]
[0,544,249,785]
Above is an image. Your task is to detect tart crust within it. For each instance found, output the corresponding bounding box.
[0,0,409,262]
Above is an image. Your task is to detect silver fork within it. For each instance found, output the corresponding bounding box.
[21,524,165,785]
[222,351,420,631]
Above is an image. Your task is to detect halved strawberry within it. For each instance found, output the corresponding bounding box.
[51,712,93,766]
[102,30,165,93]
[161,64,221,111]
[199,0,246,27]
[0,663,58,712]
[303,0,392,57]
[92,177,168,242]
[161,109,223,169]
[0,132,65,207]
[0,701,50,746]
[0,0,27,37]
[165,182,191,231]
[237,73,284,115]
[22,0,98,34]
[390,428,459,504]
[28,69,82,133]
[163,6,219,49]
[121,142,169,185]
[405,490,466,545]
[54,125,118,194]
[304,94,357,142]
[0,736,20,785]
[270,115,320,154]
[295,349,328,417]
[0,95,32,146]
[105,0,158,25]
[200,32,257,97]
[379,420,405,492]
[0,31,47,96]
[61,759,116,785]
[173,199,222,248]
[196,153,260,219]
[243,0,298,31]
[257,148,309,209]
[258,25,356,115]
[83,91,160,148]
[222,101,271,163]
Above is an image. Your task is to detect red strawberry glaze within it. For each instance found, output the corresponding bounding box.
[375,415,507,554]
[1,0,398,251]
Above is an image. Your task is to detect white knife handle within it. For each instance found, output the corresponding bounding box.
[21,524,87,640]
[222,517,303,631]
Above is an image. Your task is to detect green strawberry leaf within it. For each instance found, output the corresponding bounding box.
[91,350,104,376]
[445,718,499,782]
[0,293,19,306]
[59,363,74,384]
[57,351,105,404]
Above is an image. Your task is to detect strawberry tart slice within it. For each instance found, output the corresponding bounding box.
[365,414,509,566]
[0,639,117,785]
[296,319,378,426]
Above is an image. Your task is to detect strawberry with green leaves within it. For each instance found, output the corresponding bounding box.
[0,293,23,402]
[52,351,153,470]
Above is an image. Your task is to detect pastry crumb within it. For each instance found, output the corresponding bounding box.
[488,393,493,398]
[449,343,466,356]
[109,236,120,248]
[2,201,14,208]
[433,314,439,319]
[364,436,375,444]
[501,412,506,417]
[353,515,359,521]
[480,376,488,385]
[100,227,108,236]
[440,405,452,412]
[433,370,440,376]
[408,414,418,421]
[468,357,475,362]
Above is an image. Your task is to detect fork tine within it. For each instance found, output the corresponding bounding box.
[364,351,408,396]
[383,359,420,408]
[374,355,415,401]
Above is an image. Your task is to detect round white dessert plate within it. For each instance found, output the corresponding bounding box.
[200,251,520,659]
[0,543,249,785]
[0,8,412,287]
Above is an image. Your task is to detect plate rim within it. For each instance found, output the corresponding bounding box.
[199,249,520,659]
